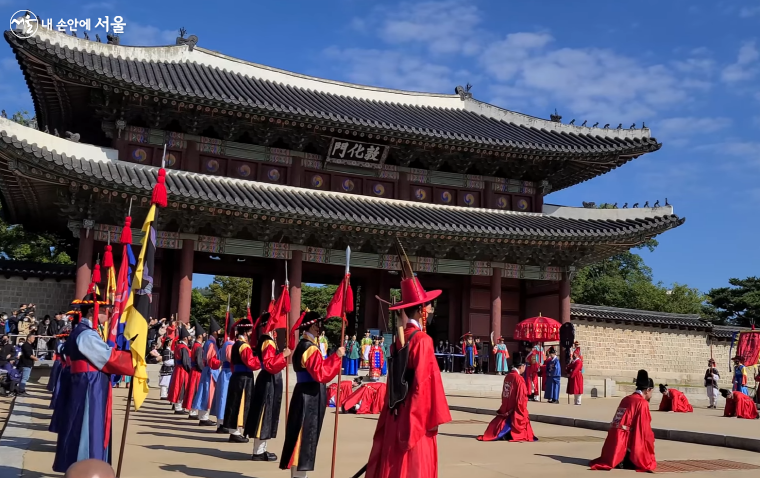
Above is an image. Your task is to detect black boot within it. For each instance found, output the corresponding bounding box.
[174,409,189,415]
[217,426,230,434]
[229,434,249,443]
[251,452,278,462]
[198,419,217,427]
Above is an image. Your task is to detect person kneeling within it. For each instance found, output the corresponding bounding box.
[658,384,693,413]
[720,389,759,419]
[477,352,536,442]
[590,370,656,472]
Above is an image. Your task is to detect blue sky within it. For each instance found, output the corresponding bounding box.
[4,1,759,293]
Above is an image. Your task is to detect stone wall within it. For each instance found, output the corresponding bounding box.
[0,276,76,319]
[573,320,736,386]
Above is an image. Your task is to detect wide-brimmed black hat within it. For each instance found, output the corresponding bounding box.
[298,311,324,331]
[209,317,222,335]
[234,317,254,333]
[659,384,668,394]
[635,370,654,390]
[256,312,271,331]
[719,388,731,398]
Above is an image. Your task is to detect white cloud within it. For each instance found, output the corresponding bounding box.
[654,116,732,146]
[119,23,176,46]
[740,5,760,17]
[721,41,759,83]
[367,0,483,55]
[322,47,455,93]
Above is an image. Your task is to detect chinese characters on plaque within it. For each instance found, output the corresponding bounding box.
[326,138,389,169]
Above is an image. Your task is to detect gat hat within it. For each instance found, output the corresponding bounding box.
[208,317,222,335]
[178,326,191,340]
[547,346,557,355]
[298,311,324,331]
[659,384,668,394]
[388,239,441,310]
[194,320,205,337]
[635,370,654,390]
[255,311,271,331]
[233,317,254,332]
[719,388,730,398]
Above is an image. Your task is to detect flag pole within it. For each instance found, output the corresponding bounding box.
[115,378,134,478]
[330,246,350,478]
[284,261,290,419]
[224,294,231,342]
[117,143,168,477]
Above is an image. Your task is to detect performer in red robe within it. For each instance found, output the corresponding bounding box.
[658,384,693,413]
[183,321,205,417]
[343,381,387,415]
[327,380,354,409]
[477,352,536,442]
[366,256,451,478]
[590,370,656,472]
[720,389,759,419]
[525,346,542,401]
[167,327,192,414]
[566,347,583,405]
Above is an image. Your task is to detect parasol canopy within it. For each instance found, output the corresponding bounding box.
[514,314,561,342]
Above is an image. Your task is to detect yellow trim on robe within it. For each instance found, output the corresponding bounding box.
[261,339,275,352]
[256,404,266,438]
[301,345,319,368]
[292,429,303,467]
[239,343,251,352]
[237,390,245,428]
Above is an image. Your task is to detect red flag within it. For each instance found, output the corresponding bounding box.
[267,285,291,332]
[326,274,353,320]
[107,243,131,345]
[289,310,308,350]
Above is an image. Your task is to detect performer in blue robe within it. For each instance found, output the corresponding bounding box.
[732,357,749,394]
[211,322,235,434]
[47,338,65,392]
[50,315,78,433]
[192,317,223,426]
[544,347,561,403]
[52,293,134,473]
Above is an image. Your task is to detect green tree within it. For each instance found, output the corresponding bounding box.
[11,110,35,127]
[702,277,760,327]
[571,205,703,314]
[301,284,342,348]
[0,203,75,264]
[188,276,253,330]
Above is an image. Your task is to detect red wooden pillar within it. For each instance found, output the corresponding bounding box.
[177,239,194,324]
[75,228,94,299]
[290,158,303,188]
[491,267,502,342]
[559,274,571,324]
[289,250,303,332]
[364,272,380,331]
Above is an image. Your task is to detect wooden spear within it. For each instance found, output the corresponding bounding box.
[330,246,350,478]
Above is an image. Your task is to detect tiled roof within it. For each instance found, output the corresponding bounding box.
[0,260,76,280]
[571,303,710,329]
[0,125,685,243]
[6,30,660,157]
[709,324,751,340]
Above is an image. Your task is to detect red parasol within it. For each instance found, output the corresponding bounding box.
[514,314,561,342]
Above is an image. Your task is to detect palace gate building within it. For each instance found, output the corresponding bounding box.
[0,27,684,348]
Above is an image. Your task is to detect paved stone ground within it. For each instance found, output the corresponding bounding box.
[3,382,760,478]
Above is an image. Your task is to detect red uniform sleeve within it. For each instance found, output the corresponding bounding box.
[261,339,286,374]
[101,349,135,376]
[239,344,261,371]
[301,345,341,383]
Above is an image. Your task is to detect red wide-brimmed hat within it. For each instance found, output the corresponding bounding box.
[389,277,441,310]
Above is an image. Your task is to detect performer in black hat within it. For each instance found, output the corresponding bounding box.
[590,370,656,472]
[222,316,260,443]
[280,311,345,477]
[167,326,192,414]
[191,317,223,425]
[245,312,292,461]
[477,352,536,442]
[184,321,206,418]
